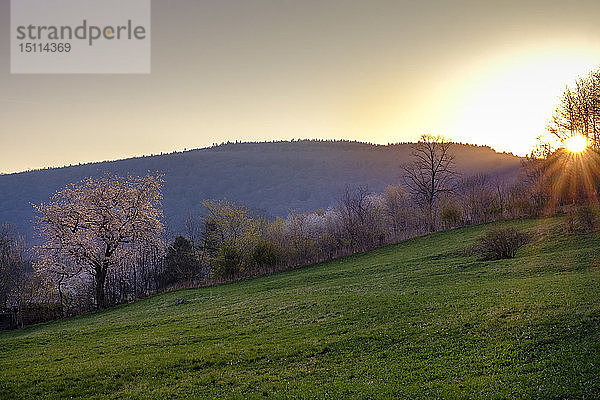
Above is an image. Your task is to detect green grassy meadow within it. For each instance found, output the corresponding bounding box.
[1,217,599,399]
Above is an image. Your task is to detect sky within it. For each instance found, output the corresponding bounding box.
[1,0,600,173]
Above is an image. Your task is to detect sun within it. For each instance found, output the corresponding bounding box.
[565,135,588,153]
[444,45,599,156]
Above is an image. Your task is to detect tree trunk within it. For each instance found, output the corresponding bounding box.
[427,202,435,233]
[95,266,107,310]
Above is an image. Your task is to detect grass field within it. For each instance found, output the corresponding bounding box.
[1,217,599,399]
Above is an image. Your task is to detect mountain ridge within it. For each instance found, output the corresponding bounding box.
[0,140,523,239]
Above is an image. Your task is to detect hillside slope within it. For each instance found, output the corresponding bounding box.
[1,217,599,399]
[0,141,521,239]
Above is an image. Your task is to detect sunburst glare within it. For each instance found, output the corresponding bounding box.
[565,135,588,153]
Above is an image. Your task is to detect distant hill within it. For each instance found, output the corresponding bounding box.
[0,140,523,239]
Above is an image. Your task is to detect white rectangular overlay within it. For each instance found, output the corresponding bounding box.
[11,0,151,74]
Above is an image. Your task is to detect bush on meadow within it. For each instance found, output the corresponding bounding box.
[473,227,530,260]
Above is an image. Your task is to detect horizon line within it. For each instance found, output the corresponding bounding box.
[0,138,521,176]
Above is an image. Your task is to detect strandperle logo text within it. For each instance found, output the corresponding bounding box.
[11,0,151,74]
[15,19,147,46]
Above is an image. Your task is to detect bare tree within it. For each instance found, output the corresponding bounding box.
[549,87,580,142]
[0,223,26,310]
[402,134,458,232]
[458,174,496,225]
[549,69,600,150]
[34,174,164,309]
[183,211,202,251]
[382,184,413,240]
[529,136,554,160]
[337,186,388,250]
[339,186,370,250]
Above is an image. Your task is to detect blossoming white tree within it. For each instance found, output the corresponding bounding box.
[34,174,164,309]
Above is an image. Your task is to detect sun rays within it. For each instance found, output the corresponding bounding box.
[533,147,600,214]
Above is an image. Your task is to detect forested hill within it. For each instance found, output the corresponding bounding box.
[0,140,522,239]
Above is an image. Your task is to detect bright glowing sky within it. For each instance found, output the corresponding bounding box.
[1,0,600,173]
